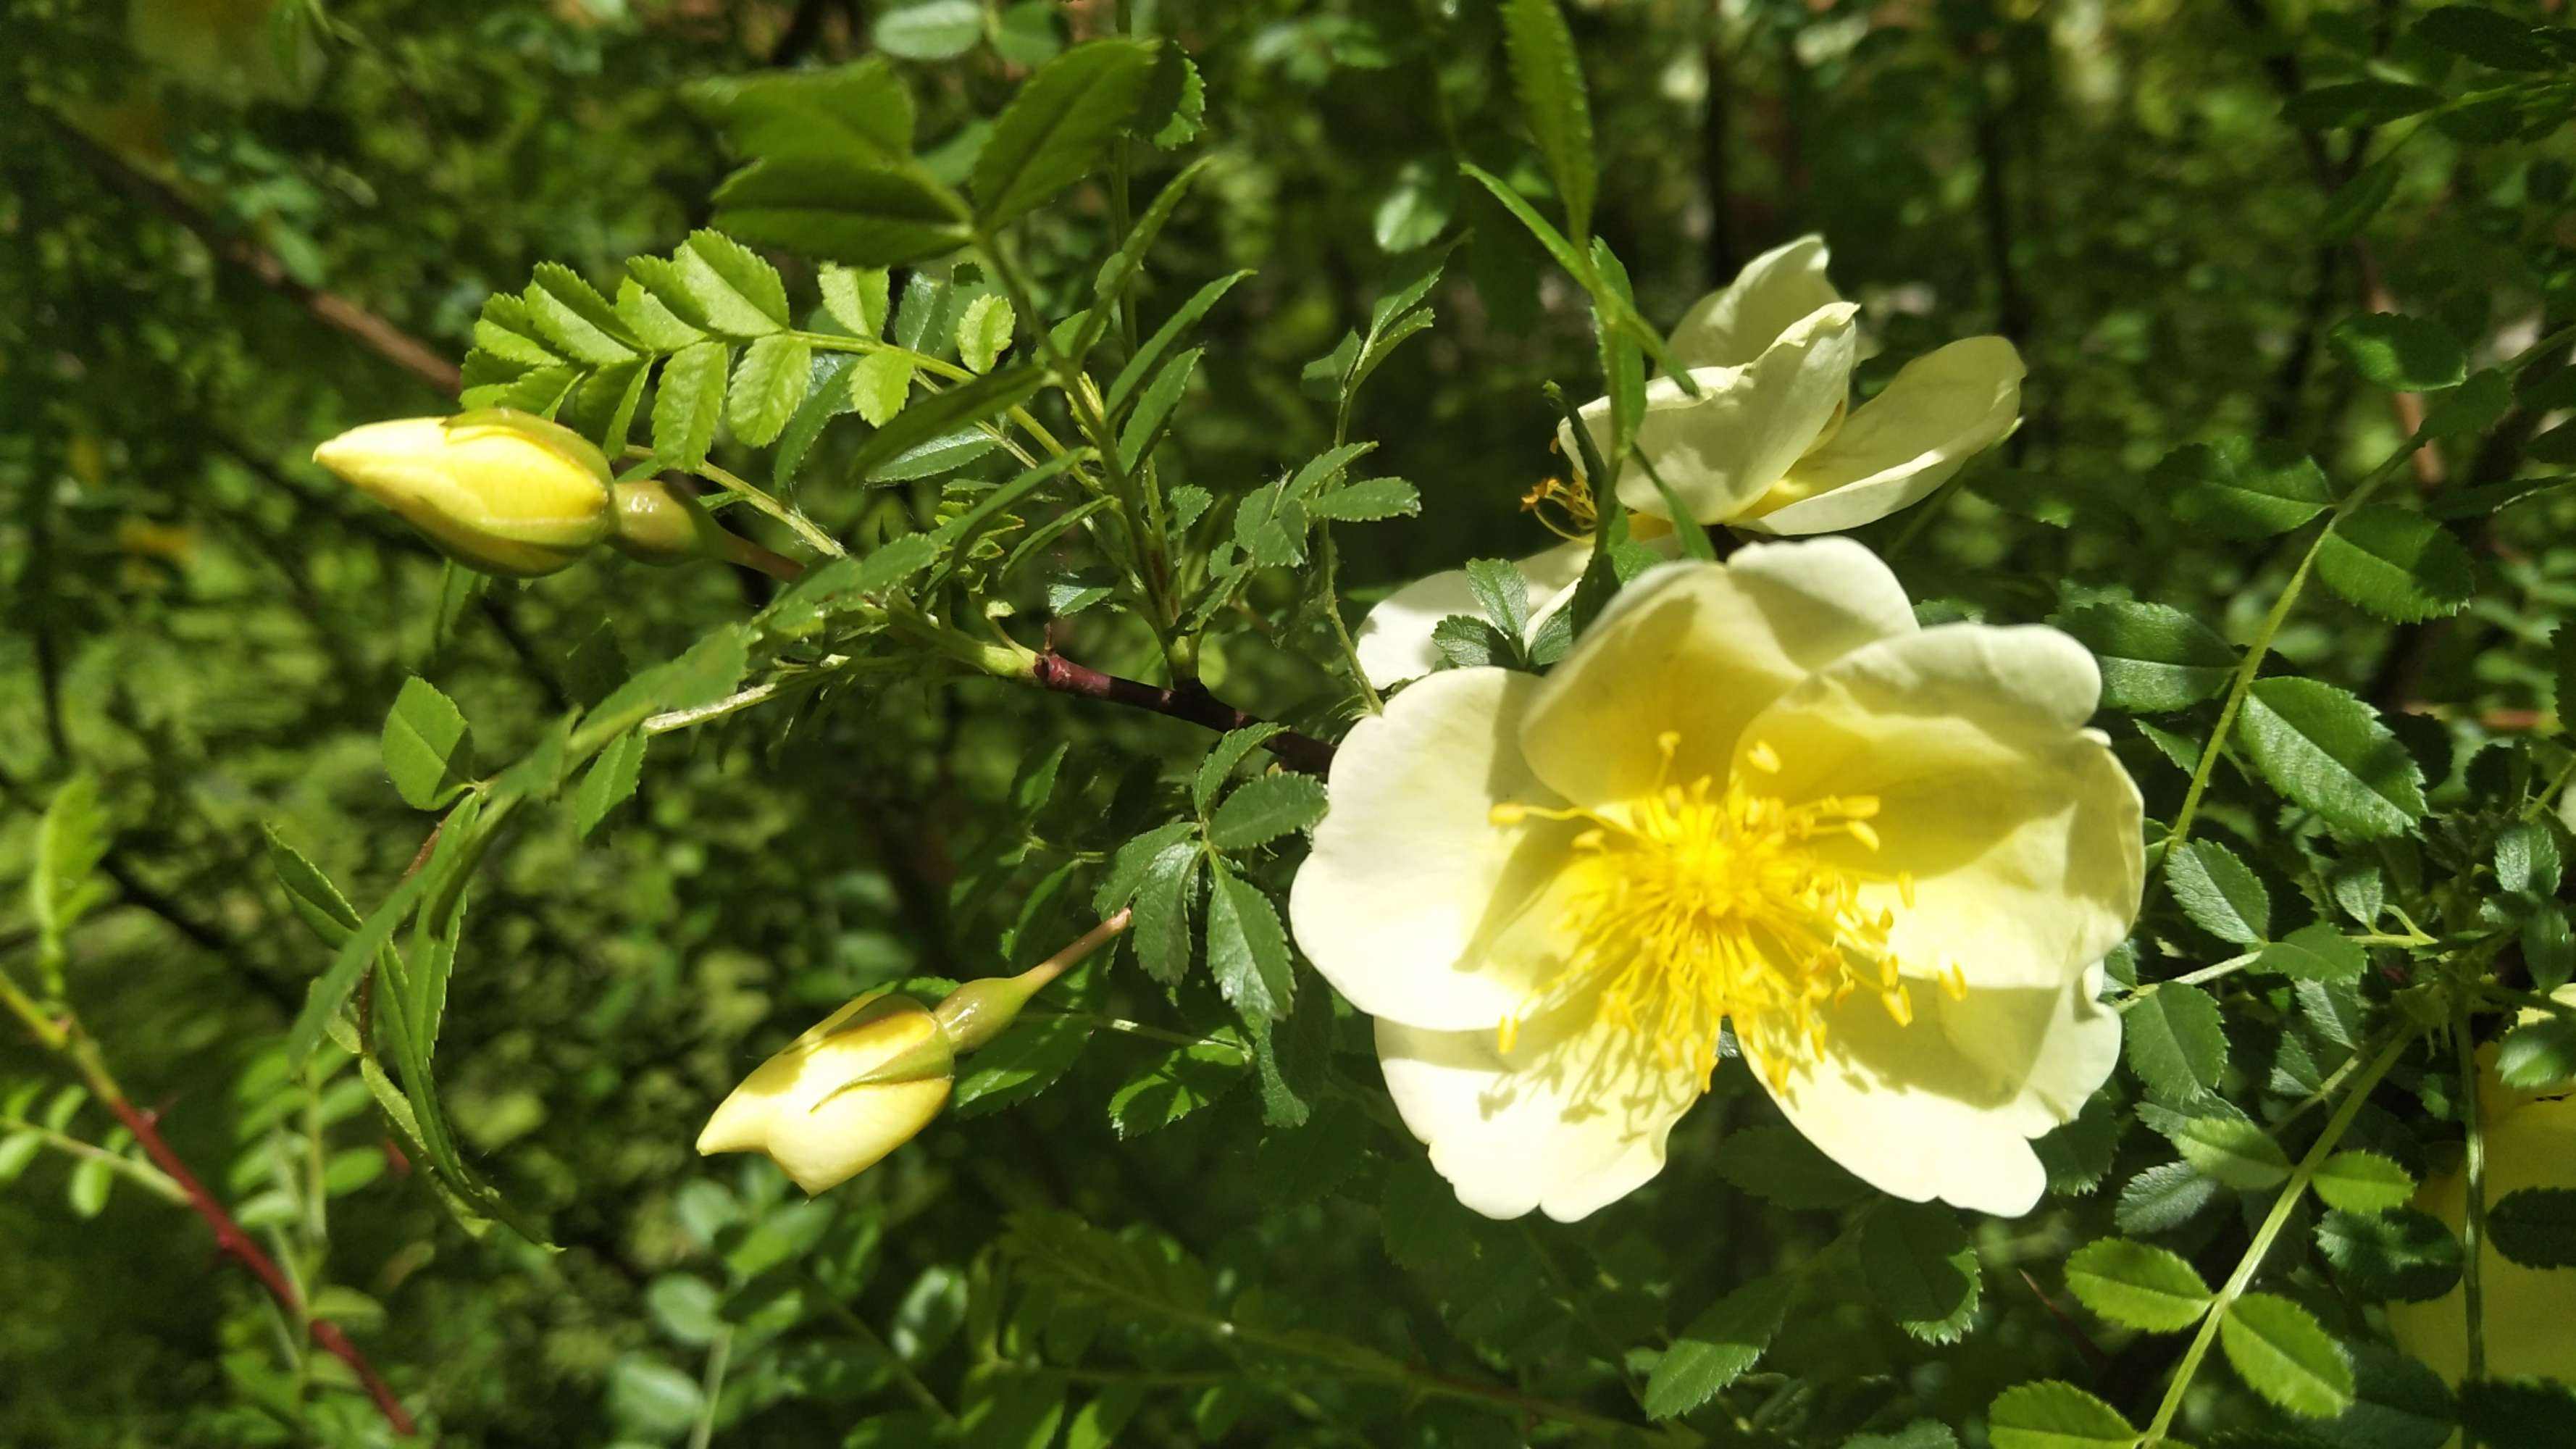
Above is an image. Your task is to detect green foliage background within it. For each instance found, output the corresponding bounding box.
[4,0,2575,1445]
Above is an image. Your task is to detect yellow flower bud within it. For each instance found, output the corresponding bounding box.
[311,410,615,578]
[2385,990,2576,1397]
[696,992,954,1195]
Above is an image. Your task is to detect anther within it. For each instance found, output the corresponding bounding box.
[1745,740,1783,774]
[1489,803,1527,826]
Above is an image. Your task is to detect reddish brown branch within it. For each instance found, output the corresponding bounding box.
[1029,652,1337,774]
[41,106,462,396]
[98,1090,418,1437]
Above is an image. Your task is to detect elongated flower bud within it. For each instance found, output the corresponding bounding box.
[696,992,954,1195]
[697,914,1130,1195]
[311,410,615,578]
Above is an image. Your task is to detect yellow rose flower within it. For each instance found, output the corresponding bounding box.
[1353,237,2023,688]
[1295,542,2142,1220]
[311,410,617,579]
[696,991,955,1195]
[2385,993,2576,1395]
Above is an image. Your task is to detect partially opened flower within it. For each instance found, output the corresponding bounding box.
[698,913,1132,1194]
[696,990,955,1194]
[1294,541,2141,1221]
[2385,992,2576,1395]
[1352,237,2023,688]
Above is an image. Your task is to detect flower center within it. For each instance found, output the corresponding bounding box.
[1520,473,1597,540]
[1490,733,1962,1092]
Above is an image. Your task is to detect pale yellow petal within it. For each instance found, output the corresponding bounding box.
[1756,966,2119,1216]
[1516,540,1918,809]
[1741,336,2023,536]
[1560,304,1860,526]
[1351,538,1594,688]
[1739,623,2144,992]
[1289,668,1586,1032]
[1374,995,1704,1222]
[1668,235,1844,370]
[697,993,952,1194]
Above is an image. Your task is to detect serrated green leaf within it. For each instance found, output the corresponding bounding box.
[848,350,915,427]
[850,363,1042,481]
[1129,838,1199,985]
[2220,1292,2353,1418]
[653,341,731,471]
[2316,507,2475,622]
[2126,982,2228,1101]
[1094,820,1197,914]
[690,59,915,163]
[1500,0,1594,243]
[819,264,892,338]
[711,159,972,269]
[1205,863,1292,1024]
[1192,728,1287,814]
[2333,313,2467,393]
[1105,1037,1245,1138]
[2313,1151,2414,1214]
[1117,346,1200,472]
[574,730,646,838]
[2168,840,2270,944]
[30,774,110,966]
[2416,4,2556,70]
[524,262,639,367]
[264,824,361,946]
[1643,1272,1794,1420]
[874,0,982,60]
[2164,437,2332,538]
[2318,1208,2460,1300]
[1206,774,1326,851]
[971,39,1161,230]
[1106,270,1250,412]
[1861,1200,1980,1343]
[382,677,474,811]
[2058,600,2238,714]
[955,293,1015,373]
[2255,922,2367,982]
[2064,1237,2212,1332]
[2167,1113,2291,1190]
[2496,1018,2576,1093]
[1307,477,1421,522]
[2238,677,2426,839]
[726,333,811,447]
[1986,1379,2136,1449]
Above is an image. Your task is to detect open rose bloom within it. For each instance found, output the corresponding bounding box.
[1352,237,2024,688]
[1294,542,2142,1221]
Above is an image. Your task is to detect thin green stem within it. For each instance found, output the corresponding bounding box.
[2453,1011,2488,1442]
[809,1282,955,1423]
[0,1110,189,1204]
[2478,982,2576,1019]
[2141,1029,2417,1445]
[689,457,845,559]
[686,1327,734,1449]
[975,233,1187,677]
[2167,318,2576,858]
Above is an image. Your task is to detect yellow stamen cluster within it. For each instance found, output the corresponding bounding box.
[1492,734,1962,1092]
[1519,474,1598,540]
